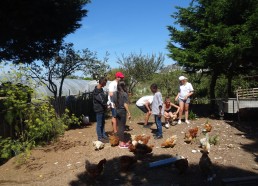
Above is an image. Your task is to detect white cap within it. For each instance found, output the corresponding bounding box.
[179,76,187,81]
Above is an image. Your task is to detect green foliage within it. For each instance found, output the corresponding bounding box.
[188,110,197,120]
[209,135,220,145]
[0,0,90,63]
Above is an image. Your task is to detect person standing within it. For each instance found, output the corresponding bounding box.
[150,84,163,139]
[136,95,154,128]
[108,71,125,134]
[175,76,194,124]
[112,81,131,148]
[93,77,108,142]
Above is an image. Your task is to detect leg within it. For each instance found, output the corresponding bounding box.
[184,103,189,121]
[155,115,163,138]
[144,112,151,125]
[101,113,107,138]
[96,113,102,140]
[111,108,118,133]
[178,100,185,124]
[117,110,126,144]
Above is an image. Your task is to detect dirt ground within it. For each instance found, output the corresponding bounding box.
[0,115,258,186]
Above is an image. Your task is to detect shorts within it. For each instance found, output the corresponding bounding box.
[179,98,190,104]
[136,105,148,113]
[111,108,117,117]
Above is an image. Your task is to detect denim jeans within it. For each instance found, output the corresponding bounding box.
[154,115,162,136]
[116,109,126,142]
[96,112,106,140]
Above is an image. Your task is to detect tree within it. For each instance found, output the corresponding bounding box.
[28,43,109,115]
[167,0,258,101]
[0,0,90,63]
[117,53,164,93]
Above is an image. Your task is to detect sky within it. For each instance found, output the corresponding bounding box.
[64,0,191,69]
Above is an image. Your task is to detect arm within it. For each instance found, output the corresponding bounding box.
[124,103,131,120]
[158,93,163,117]
[175,92,180,101]
[144,101,152,114]
[171,103,180,114]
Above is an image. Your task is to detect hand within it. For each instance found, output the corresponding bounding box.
[184,96,188,100]
[158,113,162,118]
[128,113,131,120]
[174,97,178,102]
[148,110,152,115]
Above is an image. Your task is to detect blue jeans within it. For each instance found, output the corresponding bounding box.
[96,113,106,140]
[154,115,162,136]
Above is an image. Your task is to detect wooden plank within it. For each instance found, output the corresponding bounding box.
[221,176,258,186]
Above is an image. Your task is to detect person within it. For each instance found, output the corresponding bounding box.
[108,71,125,134]
[112,81,131,148]
[93,77,108,142]
[150,83,163,139]
[136,95,154,128]
[175,76,194,124]
[163,96,180,129]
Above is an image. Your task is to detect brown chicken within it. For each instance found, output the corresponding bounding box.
[119,155,137,172]
[199,150,213,177]
[85,158,107,178]
[184,133,193,144]
[175,158,189,174]
[133,134,151,145]
[129,143,154,155]
[109,135,119,146]
[189,127,198,138]
[203,120,212,132]
[161,135,177,148]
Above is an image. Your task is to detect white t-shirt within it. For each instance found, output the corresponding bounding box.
[136,96,154,107]
[107,80,118,108]
[179,82,194,99]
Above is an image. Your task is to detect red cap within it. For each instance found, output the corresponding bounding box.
[115,72,124,78]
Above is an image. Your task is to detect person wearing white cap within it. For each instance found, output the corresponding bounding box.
[175,76,194,124]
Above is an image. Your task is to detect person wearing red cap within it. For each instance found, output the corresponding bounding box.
[108,71,125,134]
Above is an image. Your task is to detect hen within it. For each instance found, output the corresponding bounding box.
[200,133,211,152]
[92,141,104,150]
[203,120,212,133]
[189,127,198,138]
[174,158,189,174]
[109,135,119,146]
[119,155,137,172]
[161,135,177,148]
[131,134,150,145]
[85,158,107,178]
[184,133,193,144]
[129,143,154,155]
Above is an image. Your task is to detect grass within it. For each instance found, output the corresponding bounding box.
[129,104,144,120]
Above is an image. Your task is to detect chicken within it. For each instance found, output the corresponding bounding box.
[203,120,212,133]
[189,127,198,138]
[199,151,214,180]
[119,155,137,172]
[174,158,189,174]
[184,133,193,144]
[131,134,150,145]
[92,141,104,150]
[85,158,107,178]
[200,133,211,152]
[161,135,177,148]
[129,143,154,155]
[109,135,119,146]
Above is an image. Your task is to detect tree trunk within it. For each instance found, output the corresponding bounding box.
[227,75,233,98]
[210,72,219,111]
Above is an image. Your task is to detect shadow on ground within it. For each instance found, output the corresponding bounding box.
[69,153,258,186]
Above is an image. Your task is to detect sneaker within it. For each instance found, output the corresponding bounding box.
[99,138,109,143]
[119,144,129,149]
[185,120,190,124]
[165,123,170,129]
[154,135,163,139]
[177,120,182,125]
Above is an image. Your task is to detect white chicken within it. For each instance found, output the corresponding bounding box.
[92,140,105,150]
[200,133,210,152]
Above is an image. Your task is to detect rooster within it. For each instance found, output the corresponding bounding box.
[189,127,198,138]
[85,158,107,178]
[199,151,215,181]
[161,135,177,148]
[174,158,189,174]
[129,143,154,156]
[119,155,137,172]
[109,135,119,146]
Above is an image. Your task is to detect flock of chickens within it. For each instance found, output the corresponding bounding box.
[86,121,218,181]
